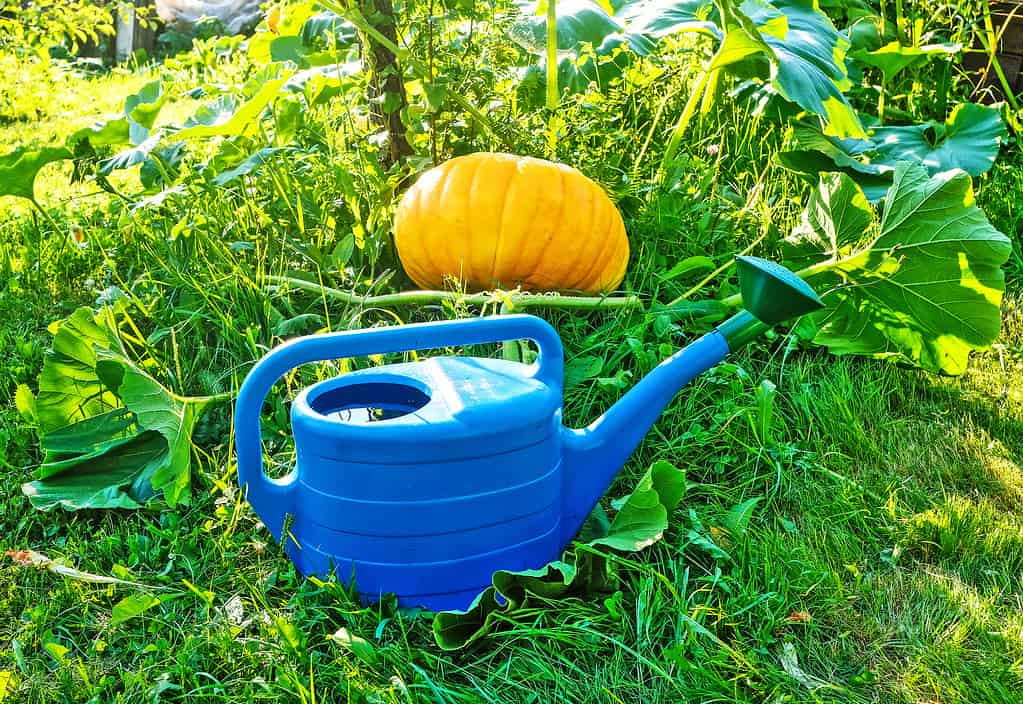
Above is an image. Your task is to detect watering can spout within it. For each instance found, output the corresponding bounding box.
[559,256,823,544]
[558,333,729,543]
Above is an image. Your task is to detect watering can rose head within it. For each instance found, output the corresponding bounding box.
[234,256,822,610]
[393,152,630,295]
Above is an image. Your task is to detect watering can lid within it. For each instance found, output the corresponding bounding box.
[292,356,563,463]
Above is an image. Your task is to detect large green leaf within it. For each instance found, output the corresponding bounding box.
[247,0,331,66]
[788,167,1012,375]
[35,308,126,432]
[776,149,893,202]
[99,133,162,175]
[513,0,716,52]
[176,74,294,140]
[852,40,960,83]
[23,430,167,511]
[0,145,72,201]
[67,119,132,151]
[715,0,865,138]
[590,460,686,550]
[66,82,167,160]
[124,80,167,145]
[777,104,1006,201]
[784,166,873,264]
[433,460,685,650]
[869,103,1006,178]
[108,352,213,505]
[775,122,892,201]
[35,408,140,478]
[23,307,220,511]
[511,0,716,98]
[617,0,720,37]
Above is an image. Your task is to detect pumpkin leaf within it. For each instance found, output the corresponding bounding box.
[67,118,132,152]
[433,460,685,650]
[99,133,162,175]
[300,11,358,48]
[22,430,166,511]
[591,460,686,551]
[776,148,893,202]
[616,0,721,38]
[108,351,214,506]
[66,80,165,158]
[35,408,141,479]
[124,80,167,145]
[869,103,1006,178]
[776,104,1006,201]
[34,307,126,432]
[714,0,865,139]
[22,307,221,511]
[851,40,960,83]
[789,167,1012,375]
[176,74,294,140]
[0,145,72,201]
[511,0,716,98]
[784,164,873,264]
[775,122,892,201]
[433,557,597,650]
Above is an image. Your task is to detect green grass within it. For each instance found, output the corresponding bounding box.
[1,44,1022,704]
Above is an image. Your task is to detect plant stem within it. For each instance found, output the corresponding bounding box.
[328,1,503,143]
[878,77,886,123]
[545,0,558,158]
[977,4,1021,112]
[894,0,905,44]
[633,89,672,183]
[545,0,558,111]
[29,197,62,233]
[267,276,644,312]
[659,67,712,181]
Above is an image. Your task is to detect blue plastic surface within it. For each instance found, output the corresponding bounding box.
[235,314,731,610]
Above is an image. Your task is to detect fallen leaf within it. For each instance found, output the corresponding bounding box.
[7,549,165,589]
[5,550,36,567]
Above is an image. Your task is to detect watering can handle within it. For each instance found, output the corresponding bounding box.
[234,314,564,540]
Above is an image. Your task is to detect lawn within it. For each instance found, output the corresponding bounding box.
[1,1,1022,702]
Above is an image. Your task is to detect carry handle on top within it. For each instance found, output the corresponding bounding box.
[234,314,565,539]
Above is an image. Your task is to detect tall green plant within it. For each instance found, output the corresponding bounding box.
[661,0,866,176]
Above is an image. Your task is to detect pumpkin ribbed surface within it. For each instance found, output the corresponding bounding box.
[394,152,630,294]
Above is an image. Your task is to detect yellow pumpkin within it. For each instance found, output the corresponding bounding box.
[394,152,629,294]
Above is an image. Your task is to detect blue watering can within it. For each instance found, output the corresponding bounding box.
[236,256,822,610]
